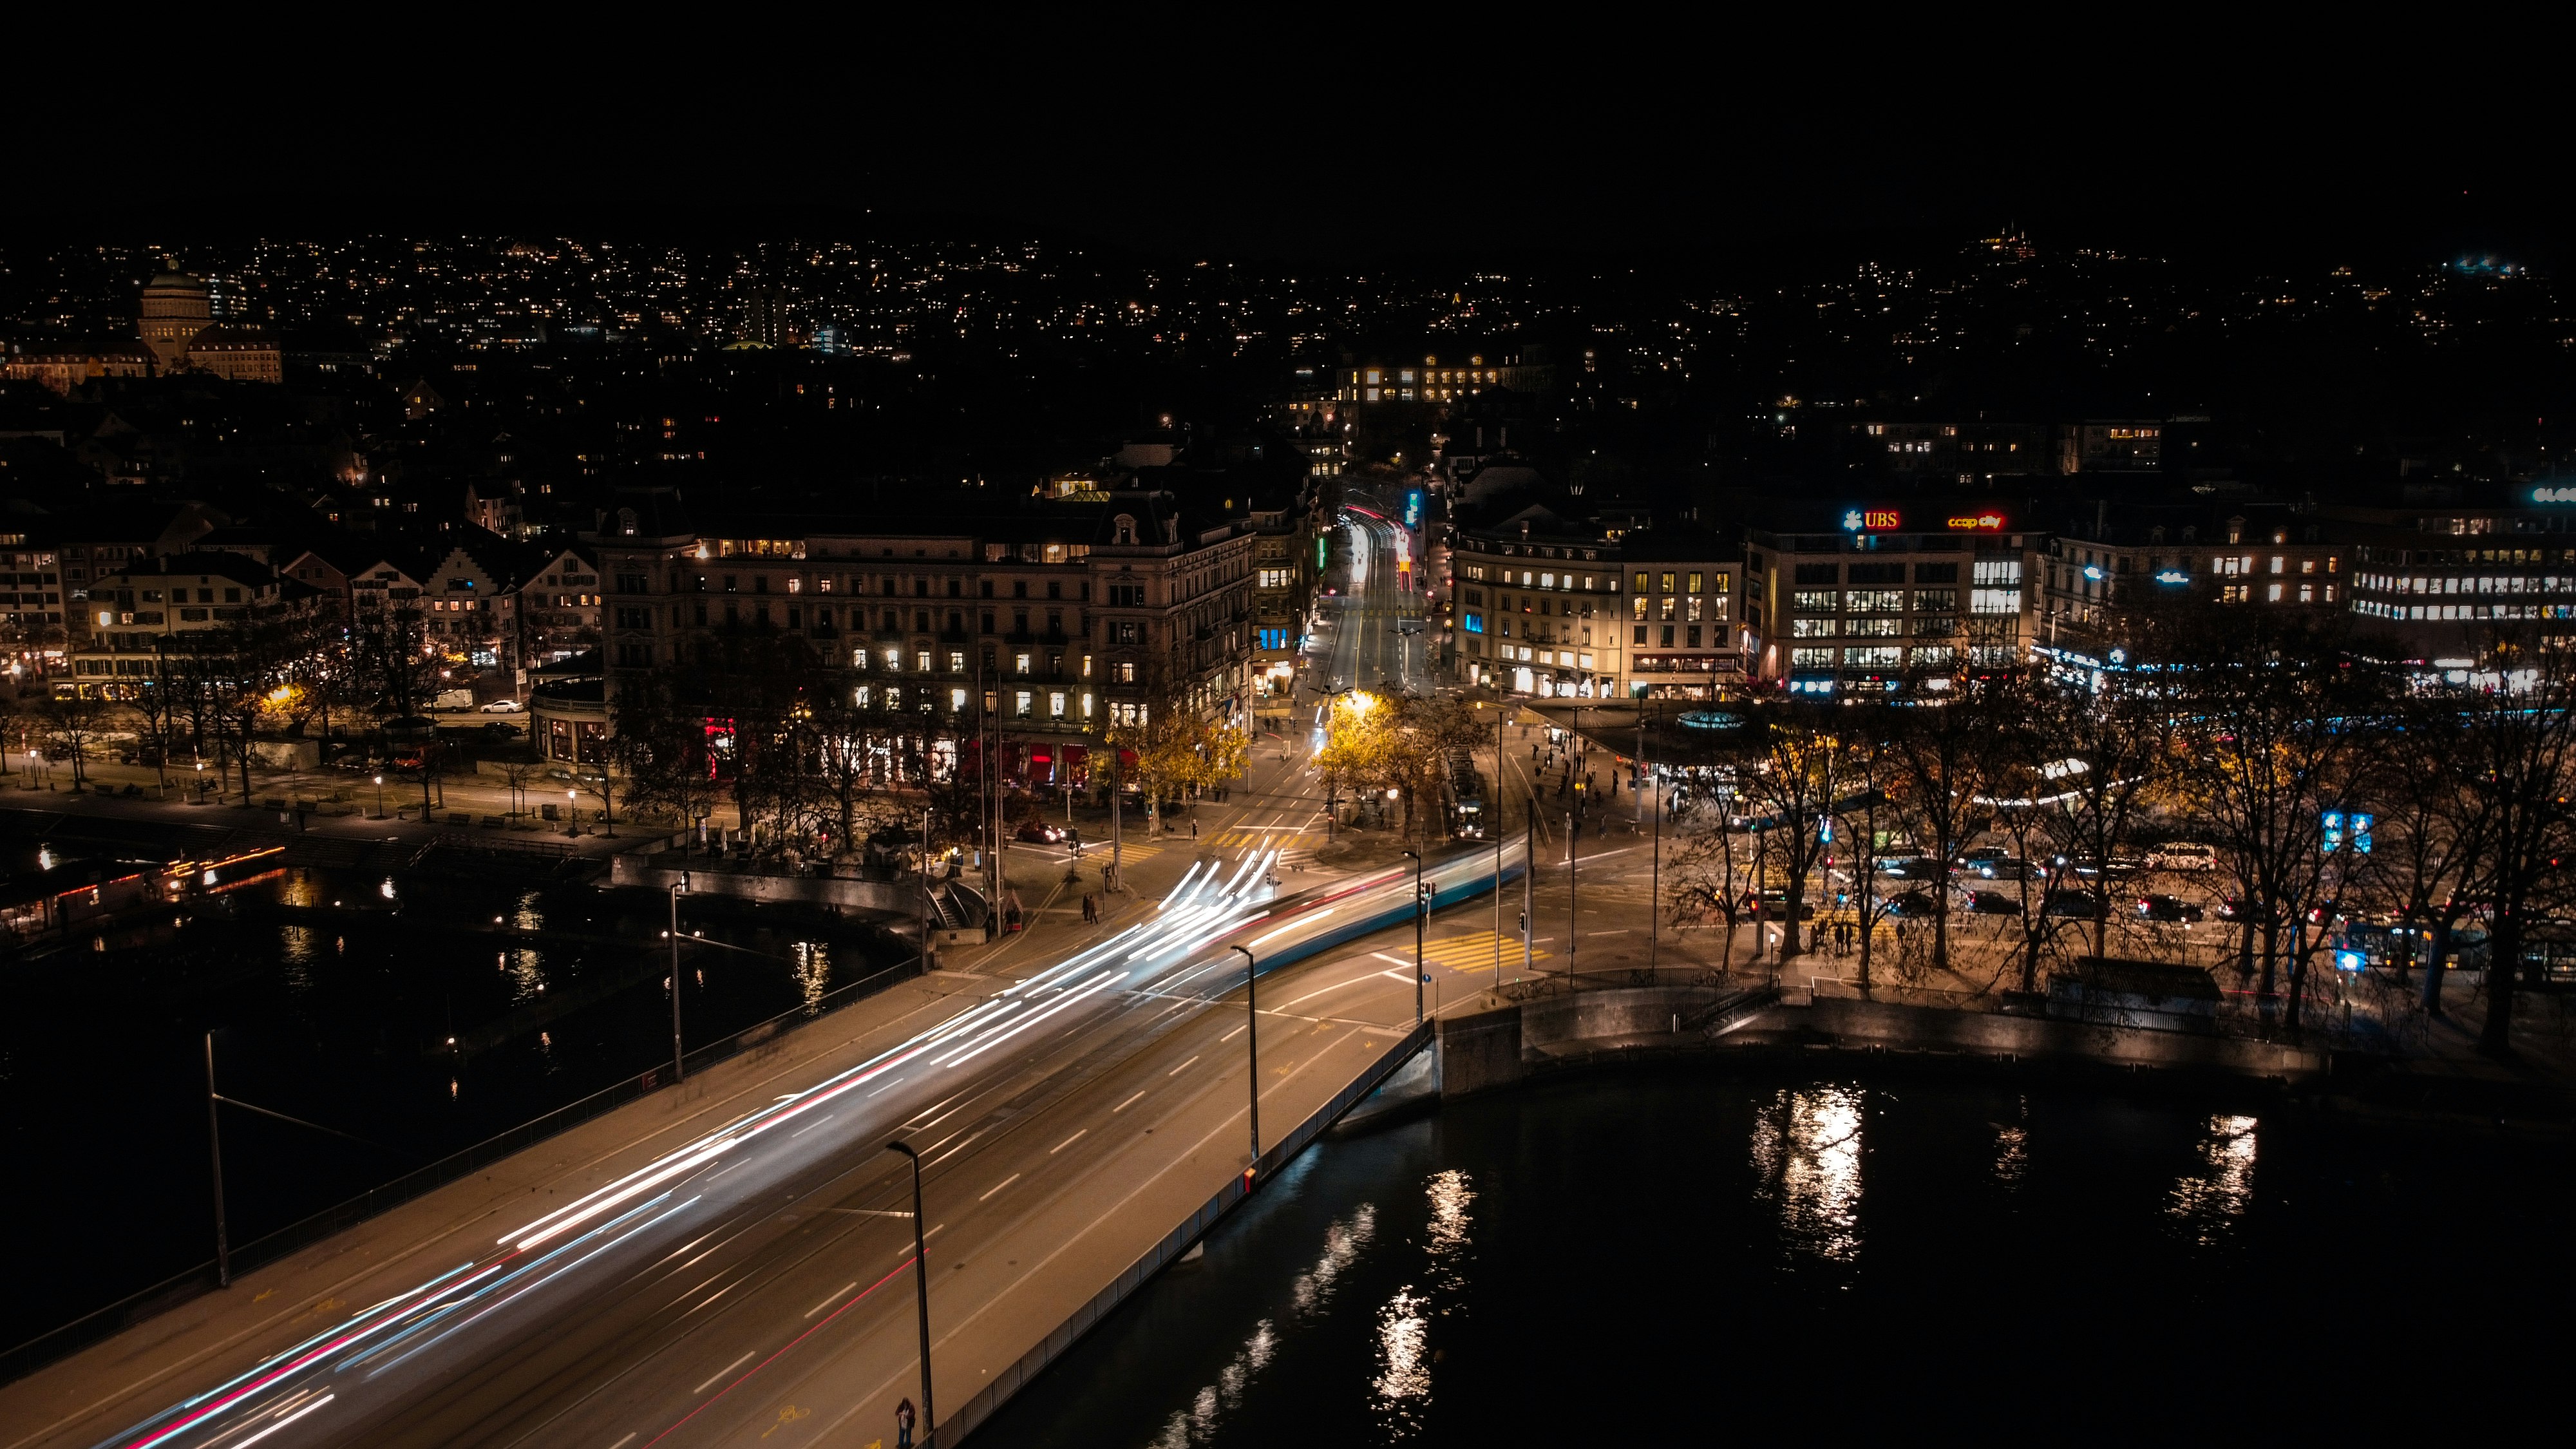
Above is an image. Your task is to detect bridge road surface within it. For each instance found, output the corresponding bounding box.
[3,514,1470,1449]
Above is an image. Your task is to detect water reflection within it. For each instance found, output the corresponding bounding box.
[2168,1113,2259,1245]
[1150,1202,1378,1447]
[1993,1107,2029,1191]
[1752,1084,1866,1262]
[791,940,831,1011]
[1371,1286,1430,1429]
[1291,1204,1374,1317]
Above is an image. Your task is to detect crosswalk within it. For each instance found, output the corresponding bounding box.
[1206,829,1322,851]
[1412,932,1555,971]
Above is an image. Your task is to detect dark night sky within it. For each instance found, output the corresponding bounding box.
[12,26,2564,269]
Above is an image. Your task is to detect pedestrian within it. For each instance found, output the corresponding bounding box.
[1082,893,1096,923]
[1191,818,1198,839]
[896,1397,916,1449]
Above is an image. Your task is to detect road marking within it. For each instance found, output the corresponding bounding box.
[979,1173,1022,1202]
[1167,1055,1200,1075]
[1587,929,1631,936]
[1220,1024,1245,1042]
[804,1282,859,1318]
[1280,972,1392,1009]
[788,1113,835,1138]
[893,1223,948,1259]
[1050,1128,1087,1154]
[695,1350,758,1394]
[609,1435,638,1449]
[866,1077,905,1097]
[1114,1090,1146,1112]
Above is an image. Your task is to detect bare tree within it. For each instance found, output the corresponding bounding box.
[2441,631,2576,1055]
[1727,703,1852,961]
[1886,674,2004,973]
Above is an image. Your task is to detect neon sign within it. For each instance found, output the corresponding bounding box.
[1843,509,1901,531]
[2533,486,2576,504]
[2155,569,2190,585]
[1945,513,2005,531]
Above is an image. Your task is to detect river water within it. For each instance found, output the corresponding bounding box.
[980,1063,2573,1444]
[0,858,904,1351]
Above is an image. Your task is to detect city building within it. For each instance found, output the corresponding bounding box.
[1332,352,1551,406]
[182,325,283,384]
[1743,502,2029,695]
[1450,500,1744,700]
[2031,496,2344,661]
[590,484,1260,763]
[138,271,214,370]
[2328,485,2576,658]
[64,553,321,695]
[1,342,157,393]
[513,544,603,668]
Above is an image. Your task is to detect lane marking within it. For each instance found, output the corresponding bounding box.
[787,1113,835,1138]
[611,1435,638,1449]
[694,1350,758,1394]
[1167,1055,1200,1076]
[892,1224,948,1260]
[804,1283,858,1319]
[979,1173,1022,1202]
[1220,1025,1245,1042]
[1114,1091,1146,1112]
[866,1077,905,1097]
[1050,1128,1087,1154]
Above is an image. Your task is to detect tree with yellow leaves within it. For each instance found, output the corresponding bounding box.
[1104,676,1249,837]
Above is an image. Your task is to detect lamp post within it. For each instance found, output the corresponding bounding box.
[564,788,579,837]
[668,873,688,1083]
[1401,849,1425,1023]
[885,1141,936,1449]
[1229,945,1259,1165]
[372,773,384,820]
[205,1032,229,1288]
[1493,703,1504,987]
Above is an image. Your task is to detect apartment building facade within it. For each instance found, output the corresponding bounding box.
[591,486,1258,749]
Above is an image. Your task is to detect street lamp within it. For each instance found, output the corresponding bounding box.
[668,873,688,1083]
[885,1140,937,1449]
[1401,849,1425,1023]
[372,773,384,821]
[564,788,578,838]
[205,1032,229,1287]
[1229,945,1259,1166]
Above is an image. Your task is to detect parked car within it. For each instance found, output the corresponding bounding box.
[480,722,523,739]
[1971,856,2040,881]
[2137,893,2205,923]
[432,688,476,710]
[2216,897,2277,923]
[2069,853,2145,878]
[1877,857,1946,880]
[1014,821,1066,844]
[2044,891,2107,919]
[1964,889,2019,916]
[1883,890,1941,918]
[479,699,525,714]
[2146,841,2219,872]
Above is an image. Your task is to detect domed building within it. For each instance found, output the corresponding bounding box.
[138,270,213,369]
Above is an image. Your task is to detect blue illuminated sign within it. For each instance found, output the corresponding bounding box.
[2324,812,2374,854]
[2155,569,2191,585]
